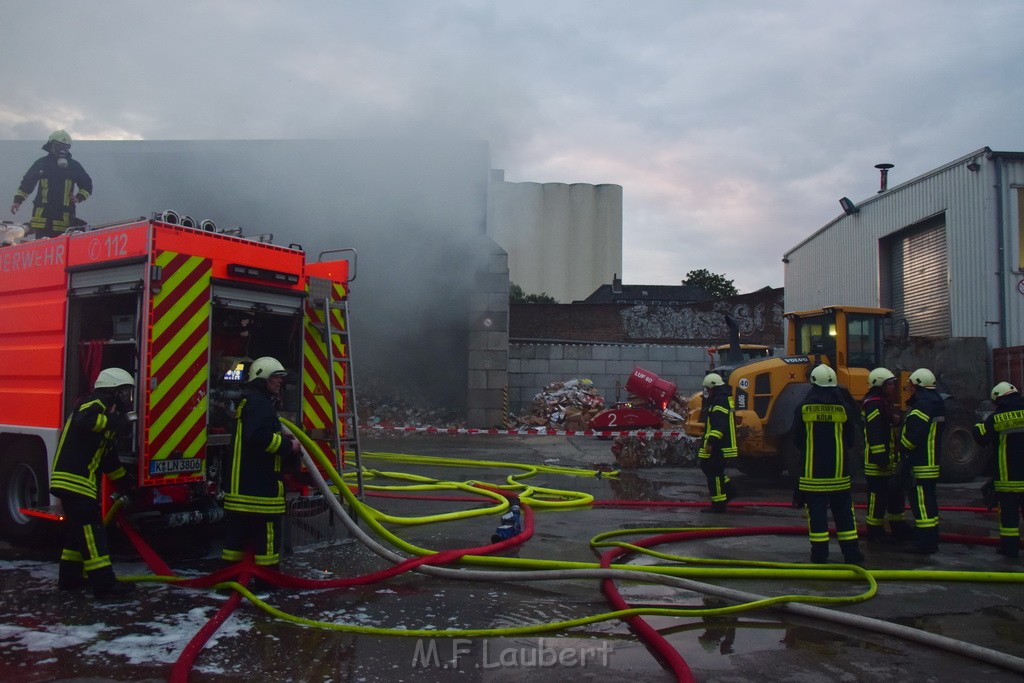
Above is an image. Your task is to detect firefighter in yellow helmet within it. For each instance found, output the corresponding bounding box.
[697,372,738,513]
[50,368,136,598]
[972,381,1024,559]
[10,130,93,238]
[792,364,863,564]
[860,368,912,543]
[898,368,945,555]
[220,357,300,587]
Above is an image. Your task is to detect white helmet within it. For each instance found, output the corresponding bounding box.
[702,373,725,389]
[809,364,837,387]
[992,381,1019,401]
[908,368,936,389]
[94,368,135,389]
[44,129,72,150]
[249,356,286,381]
[868,367,896,388]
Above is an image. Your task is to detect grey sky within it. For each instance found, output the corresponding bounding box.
[3,1,1021,292]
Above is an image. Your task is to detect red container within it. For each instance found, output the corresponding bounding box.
[624,367,677,408]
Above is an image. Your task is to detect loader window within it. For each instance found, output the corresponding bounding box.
[792,314,836,362]
[846,314,880,368]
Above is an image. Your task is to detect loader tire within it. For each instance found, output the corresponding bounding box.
[0,439,53,546]
[940,411,985,483]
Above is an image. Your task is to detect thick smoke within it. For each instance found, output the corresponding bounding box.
[0,138,496,411]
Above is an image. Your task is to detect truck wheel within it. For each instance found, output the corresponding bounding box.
[0,441,52,546]
[782,442,804,482]
[940,413,985,483]
[736,457,784,478]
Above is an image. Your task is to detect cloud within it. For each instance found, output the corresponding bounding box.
[2,0,1022,293]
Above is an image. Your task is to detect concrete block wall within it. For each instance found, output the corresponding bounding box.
[509,342,715,413]
[467,244,510,428]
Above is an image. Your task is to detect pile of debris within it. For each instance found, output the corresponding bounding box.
[611,433,699,469]
[356,379,465,430]
[510,378,605,430]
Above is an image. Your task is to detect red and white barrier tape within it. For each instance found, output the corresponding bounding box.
[362,424,691,438]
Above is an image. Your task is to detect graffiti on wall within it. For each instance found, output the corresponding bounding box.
[620,300,785,343]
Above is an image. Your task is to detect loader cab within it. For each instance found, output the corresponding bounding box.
[786,306,890,398]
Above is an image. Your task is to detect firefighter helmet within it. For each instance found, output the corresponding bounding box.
[991,381,1019,401]
[249,356,287,381]
[702,373,725,389]
[809,364,837,387]
[94,368,135,389]
[908,368,936,389]
[868,367,896,388]
[43,129,72,151]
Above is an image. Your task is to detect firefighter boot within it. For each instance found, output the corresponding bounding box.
[57,560,87,591]
[724,479,738,502]
[840,540,865,566]
[889,520,915,542]
[904,527,938,555]
[865,524,889,544]
[997,537,1020,559]
[810,542,829,564]
[90,567,136,600]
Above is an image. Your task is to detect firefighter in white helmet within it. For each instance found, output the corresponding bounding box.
[10,129,93,238]
[50,368,136,598]
[220,356,300,589]
[792,364,864,564]
[860,368,912,543]
[897,367,944,555]
[697,373,738,513]
[972,381,1024,559]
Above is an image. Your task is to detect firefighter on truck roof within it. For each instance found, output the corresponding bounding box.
[10,129,93,238]
[220,356,301,590]
[51,368,136,599]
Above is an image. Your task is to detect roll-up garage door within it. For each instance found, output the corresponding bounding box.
[882,216,950,337]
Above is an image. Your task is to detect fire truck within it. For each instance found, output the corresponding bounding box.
[0,213,357,545]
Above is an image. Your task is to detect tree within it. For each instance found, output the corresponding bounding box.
[683,269,738,299]
[509,282,557,304]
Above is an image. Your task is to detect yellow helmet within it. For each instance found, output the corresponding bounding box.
[249,356,286,381]
[809,364,837,387]
[908,368,936,389]
[44,129,72,151]
[991,381,1018,401]
[94,367,135,389]
[702,373,725,388]
[868,367,896,388]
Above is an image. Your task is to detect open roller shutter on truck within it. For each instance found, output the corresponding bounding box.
[881,216,950,337]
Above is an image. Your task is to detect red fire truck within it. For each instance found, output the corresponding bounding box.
[0,214,356,544]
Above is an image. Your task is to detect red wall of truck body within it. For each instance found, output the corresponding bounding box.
[0,220,309,431]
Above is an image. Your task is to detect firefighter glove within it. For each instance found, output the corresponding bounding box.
[981,479,997,510]
[791,488,807,509]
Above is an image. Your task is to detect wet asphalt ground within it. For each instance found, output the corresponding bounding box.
[1,433,1023,682]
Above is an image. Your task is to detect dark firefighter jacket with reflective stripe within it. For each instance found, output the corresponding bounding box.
[973,393,1024,493]
[793,385,855,493]
[861,387,898,476]
[698,388,738,459]
[224,386,288,515]
[50,393,128,500]
[899,388,945,480]
[14,153,92,232]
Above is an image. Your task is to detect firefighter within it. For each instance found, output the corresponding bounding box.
[792,364,863,564]
[898,367,945,555]
[50,368,136,599]
[220,356,300,585]
[972,382,1024,559]
[10,129,93,238]
[861,367,913,542]
[697,372,738,513]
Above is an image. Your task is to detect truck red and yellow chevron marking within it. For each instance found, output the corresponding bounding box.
[302,281,348,465]
[144,251,212,483]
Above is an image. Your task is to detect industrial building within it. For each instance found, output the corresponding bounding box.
[784,147,1024,358]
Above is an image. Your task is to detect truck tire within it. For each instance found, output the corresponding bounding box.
[0,440,53,546]
[940,411,985,483]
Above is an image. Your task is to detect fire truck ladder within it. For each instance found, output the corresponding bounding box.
[309,275,365,505]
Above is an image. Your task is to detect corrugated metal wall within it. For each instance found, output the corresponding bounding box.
[785,150,1024,349]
